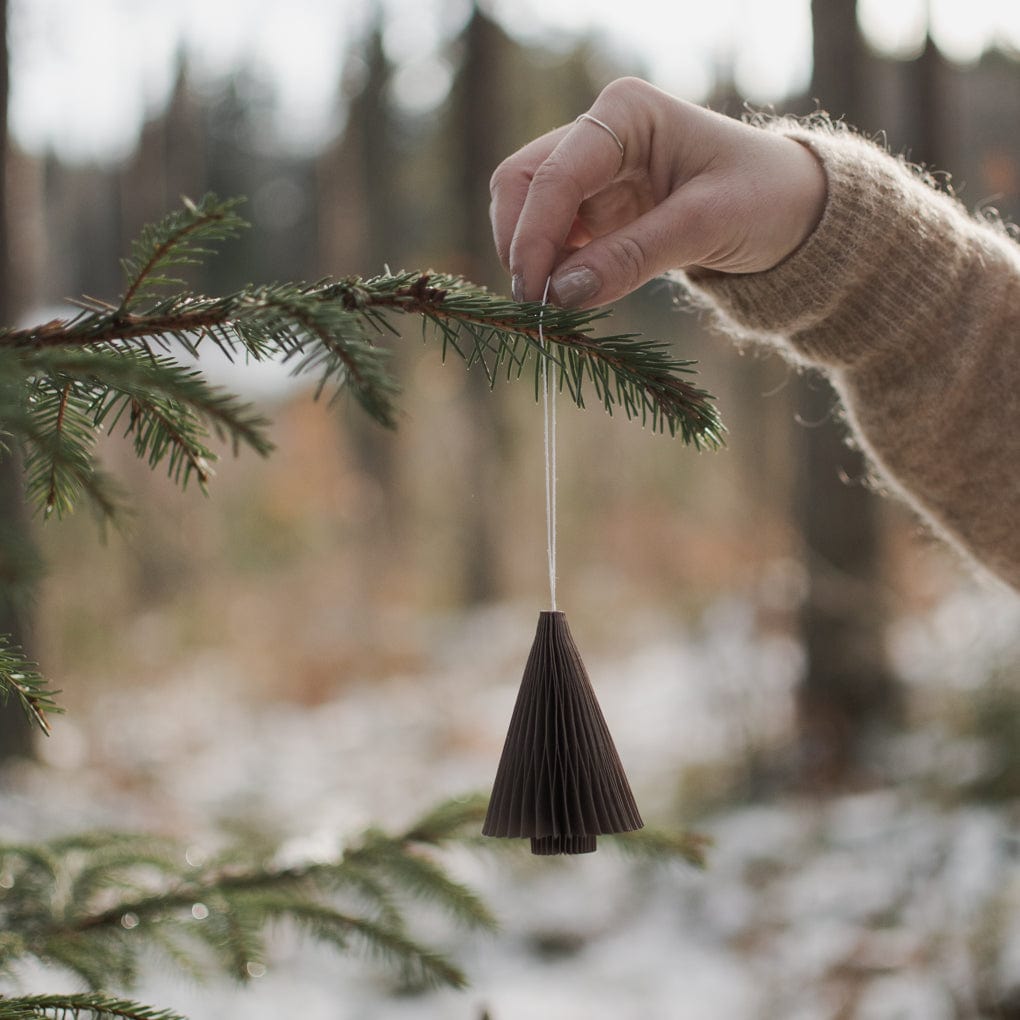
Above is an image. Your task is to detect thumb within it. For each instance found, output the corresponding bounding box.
[548,187,716,308]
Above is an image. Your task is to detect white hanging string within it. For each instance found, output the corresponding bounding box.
[538,276,557,611]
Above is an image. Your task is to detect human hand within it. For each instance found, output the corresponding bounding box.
[490,77,827,308]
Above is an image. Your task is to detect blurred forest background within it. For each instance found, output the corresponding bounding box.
[2,0,1017,774]
[2,0,1020,1016]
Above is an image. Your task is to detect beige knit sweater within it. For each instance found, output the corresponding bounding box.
[683,124,1020,593]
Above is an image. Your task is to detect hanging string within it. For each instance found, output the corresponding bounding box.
[539,277,557,611]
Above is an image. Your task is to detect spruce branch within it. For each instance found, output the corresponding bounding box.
[350,835,496,933]
[2,270,723,446]
[0,798,496,997]
[258,899,467,989]
[0,195,721,519]
[0,994,187,1020]
[397,793,490,845]
[0,194,723,524]
[0,638,61,735]
[0,801,708,1011]
[79,349,274,489]
[334,271,725,446]
[20,377,103,520]
[605,827,711,869]
[119,194,247,311]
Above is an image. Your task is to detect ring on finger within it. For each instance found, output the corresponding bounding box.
[575,113,625,159]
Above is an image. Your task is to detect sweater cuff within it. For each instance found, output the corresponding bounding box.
[682,123,992,368]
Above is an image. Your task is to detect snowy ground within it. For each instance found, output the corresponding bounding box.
[3,588,1020,1019]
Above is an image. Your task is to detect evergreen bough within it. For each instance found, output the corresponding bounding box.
[0,798,494,1008]
[0,195,715,1015]
[0,193,722,730]
[0,800,706,1017]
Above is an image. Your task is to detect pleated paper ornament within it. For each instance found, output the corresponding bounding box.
[482,610,643,854]
[483,281,643,855]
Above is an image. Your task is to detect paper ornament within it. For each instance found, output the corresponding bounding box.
[483,610,643,855]
[483,280,643,855]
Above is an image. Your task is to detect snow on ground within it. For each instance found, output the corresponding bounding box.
[2,590,1020,1019]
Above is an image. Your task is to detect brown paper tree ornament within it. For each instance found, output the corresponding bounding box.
[485,284,643,854]
[483,610,643,855]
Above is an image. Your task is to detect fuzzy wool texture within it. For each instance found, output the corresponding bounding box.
[682,120,1020,592]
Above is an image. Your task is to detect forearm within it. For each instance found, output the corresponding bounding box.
[684,122,1020,589]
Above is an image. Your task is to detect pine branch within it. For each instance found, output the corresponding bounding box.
[351,835,497,932]
[37,938,136,993]
[2,271,723,445]
[19,377,105,521]
[277,900,468,990]
[87,354,271,491]
[191,894,263,981]
[0,994,187,1020]
[0,800,499,995]
[605,827,712,869]
[141,924,209,985]
[399,793,490,845]
[0,637,61,735]
[340,272,724,445]
[0,801,710,1013]
[0,194,723,528]
[14,348,271,508]
[119,194,247,311]
[67,842,185,909]
[248,286,400,427]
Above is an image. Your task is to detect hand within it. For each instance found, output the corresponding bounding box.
[490,77,827,307]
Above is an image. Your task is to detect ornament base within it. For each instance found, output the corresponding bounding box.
[531,835,597,855]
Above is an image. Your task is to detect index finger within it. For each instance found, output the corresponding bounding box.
[508,117,628,301]
[489,124,570,282]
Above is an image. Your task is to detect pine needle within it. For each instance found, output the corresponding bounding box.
[0,638,61,735]
[604,827,712,869]
[119,194,247,310]
[0,994,188,1020]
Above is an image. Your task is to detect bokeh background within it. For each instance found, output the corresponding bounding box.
[1,1,1020,1017]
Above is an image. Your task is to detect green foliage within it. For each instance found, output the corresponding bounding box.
[605,826,710,869]
[118,194,248,311]
[0,993,187,1020]
[0,525,44,619]
[0,639,61,735]
[2,193,721,520]
[0,797,710,1015]
[408,276,721,444]
[0,798,494,1013]
[0,193,723,736]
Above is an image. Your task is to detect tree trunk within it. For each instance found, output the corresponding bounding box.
[793,0,901,787]
[0,0,35,761]
[913,29,948,173]
[326,23,404,545]
[447,6,513,604]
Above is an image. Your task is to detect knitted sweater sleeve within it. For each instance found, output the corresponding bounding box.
[682,124,1020,592]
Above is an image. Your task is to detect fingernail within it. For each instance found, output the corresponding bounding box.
[551,267,600,308]
[512,274,524,302]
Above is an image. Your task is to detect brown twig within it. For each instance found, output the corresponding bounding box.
[44,382,73,514]
[120,208,229,310]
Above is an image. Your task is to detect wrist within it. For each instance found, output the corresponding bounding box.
[774,137,827,268]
